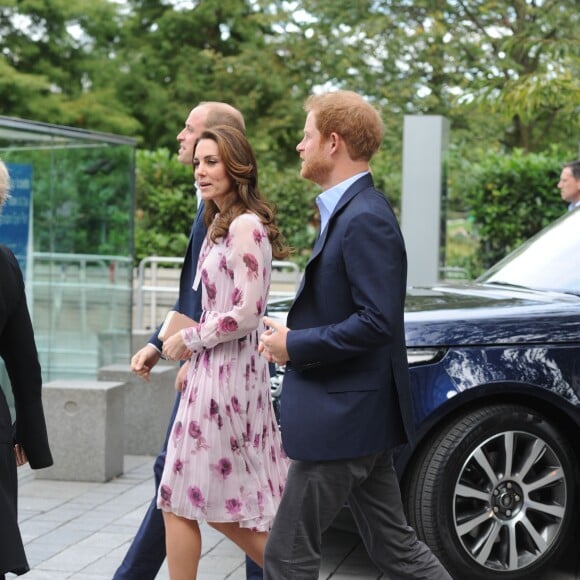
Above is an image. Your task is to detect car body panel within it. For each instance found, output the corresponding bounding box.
[406,286,580,346]
[407,345,580,428]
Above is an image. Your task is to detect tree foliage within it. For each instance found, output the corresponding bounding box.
[3,0,577,155]
[288,0,579,153]
[461,147,569,272]
[1,0,578,268]
[134,148,197,264]
[0,0,141,135]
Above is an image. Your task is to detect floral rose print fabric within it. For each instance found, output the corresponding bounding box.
[157,213,288,531]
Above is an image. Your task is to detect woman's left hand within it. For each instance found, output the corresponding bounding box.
[162,331,191,361]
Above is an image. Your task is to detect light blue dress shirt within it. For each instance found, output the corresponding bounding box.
[315,171,369,236]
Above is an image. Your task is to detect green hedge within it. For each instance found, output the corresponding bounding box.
[460,147,570,273]
[134,150,318,268]
[135,147,574,278]
[134,148,198,265]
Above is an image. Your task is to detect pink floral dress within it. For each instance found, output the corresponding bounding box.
[157,212,288,531]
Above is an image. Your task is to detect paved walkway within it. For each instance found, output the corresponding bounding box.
[12,455,580,579]
[13,455,379,580]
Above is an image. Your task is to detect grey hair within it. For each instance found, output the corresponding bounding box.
[0,158,10,211]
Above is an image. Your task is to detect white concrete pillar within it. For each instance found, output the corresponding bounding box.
[401,115,450,286]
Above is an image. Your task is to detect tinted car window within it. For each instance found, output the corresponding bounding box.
[478,210,580,295]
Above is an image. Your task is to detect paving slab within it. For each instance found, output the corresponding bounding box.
[10,455,579,580]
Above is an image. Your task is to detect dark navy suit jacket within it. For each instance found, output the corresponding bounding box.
[281,174,415,461]
[148,201,206,349]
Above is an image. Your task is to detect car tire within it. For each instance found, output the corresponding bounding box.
[404,404,578,580]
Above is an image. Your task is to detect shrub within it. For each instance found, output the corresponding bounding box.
[134,149,197,265]
[134,150,318,268]
[460,147,570,273]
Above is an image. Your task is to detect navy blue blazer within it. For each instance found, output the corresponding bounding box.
[149,201,206,350]
[281,174,415,461]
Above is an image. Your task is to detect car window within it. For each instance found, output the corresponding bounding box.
[478,210,580,295]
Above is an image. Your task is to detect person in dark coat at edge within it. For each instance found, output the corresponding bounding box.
[113,102,264,580]
[0,158,53,579]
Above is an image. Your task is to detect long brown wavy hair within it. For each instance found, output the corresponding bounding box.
[195,125,290,260]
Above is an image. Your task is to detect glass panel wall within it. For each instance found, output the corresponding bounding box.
[0,117,136,405]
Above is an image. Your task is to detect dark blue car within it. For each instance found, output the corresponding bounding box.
[268,208,580,580]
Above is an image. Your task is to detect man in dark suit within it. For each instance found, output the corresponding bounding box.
[114,102,263,580]
[259,91,452,579]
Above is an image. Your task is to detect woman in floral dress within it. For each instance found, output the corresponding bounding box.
[160,125,290,579]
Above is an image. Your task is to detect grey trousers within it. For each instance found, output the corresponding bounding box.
[264,449,452,579]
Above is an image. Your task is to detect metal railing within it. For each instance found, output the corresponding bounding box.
[32,252,133,333]
[135,256,301,330]
[28,252,134,381]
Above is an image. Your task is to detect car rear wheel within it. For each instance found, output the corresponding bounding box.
[404,404,578,580]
